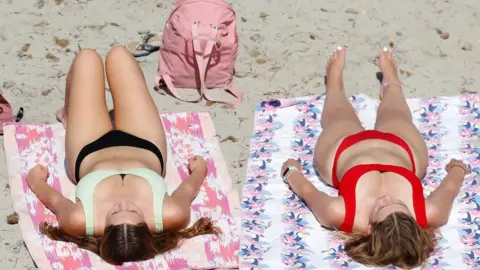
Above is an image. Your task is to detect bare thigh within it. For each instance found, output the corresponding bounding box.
[375,119,429,177]
[314,120,364,185]
[65,49,113,180]
[105,47,167,176]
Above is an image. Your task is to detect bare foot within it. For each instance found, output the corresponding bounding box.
[325,46,346,92]
[55,108,67,129]
[378,47,401,100]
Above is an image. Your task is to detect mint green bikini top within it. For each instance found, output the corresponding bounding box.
[75,168,167,236]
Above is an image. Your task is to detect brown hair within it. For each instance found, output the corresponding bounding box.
[39,217,220,265]
[343,212,437,269]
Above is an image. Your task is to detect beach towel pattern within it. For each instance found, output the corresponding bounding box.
[241,93,480,269]
[4,112,240,270]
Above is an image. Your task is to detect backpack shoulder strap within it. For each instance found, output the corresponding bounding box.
[192,22,243,107]
[155,73,202,103]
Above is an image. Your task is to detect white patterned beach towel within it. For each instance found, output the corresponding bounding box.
[241,94,480,269]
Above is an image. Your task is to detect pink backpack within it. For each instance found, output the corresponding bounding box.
[155,0,243,107]
[0,93,14,135]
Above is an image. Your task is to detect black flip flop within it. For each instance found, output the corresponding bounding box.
[126,33,161,58]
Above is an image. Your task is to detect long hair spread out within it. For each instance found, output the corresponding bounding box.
[40,217,220,265]
[342,212,437,269]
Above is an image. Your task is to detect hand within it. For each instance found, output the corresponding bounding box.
[281,158,302,177]
[445,159,471,175]
[27,164,49,189]
[188,155,207,176]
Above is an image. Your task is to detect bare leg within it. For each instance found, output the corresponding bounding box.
[105,47,167,176]
[55,68,72,128]
[374,48,428,176]
[375,48,412,123]
[320,48,362,129]
[314,47,364,184]
[64,49,113,179]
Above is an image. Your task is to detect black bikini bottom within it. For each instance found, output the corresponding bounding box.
[74,130,164,182]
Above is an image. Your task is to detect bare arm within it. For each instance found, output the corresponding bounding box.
[27,165,77,231]
[164,156,208,230]
[287,170,341,229]
[29,179,75,220]
[426,166,467,227]
[171,170,206,202]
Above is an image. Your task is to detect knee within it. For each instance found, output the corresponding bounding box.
[75,48,101,61]
[377,109,412,123]
[320,109,351,128]
[73,48,102,66]
[105,46,131,64]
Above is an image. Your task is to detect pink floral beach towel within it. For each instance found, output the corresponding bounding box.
[3,112,240,270]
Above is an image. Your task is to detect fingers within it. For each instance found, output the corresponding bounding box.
[283,158,300,168]
[34,164,47,171]
[40,165,49,175]
[189,155,206,163]
[447,159,471,174]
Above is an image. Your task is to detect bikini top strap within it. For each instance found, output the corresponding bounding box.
[128,168,168,232]
[407,172,428,227]
[338,170,360,232]
[76,170,120,236]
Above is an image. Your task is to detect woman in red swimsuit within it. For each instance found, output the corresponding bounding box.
[281,47,471,268]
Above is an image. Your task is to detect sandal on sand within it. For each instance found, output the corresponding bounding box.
[0,93,14,135]
[125,33,162,58]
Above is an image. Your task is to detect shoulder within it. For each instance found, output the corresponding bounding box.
[425,200,447,228]
[311,195,345,230]
[328,196,346,228]
[58,202,86,236]
[162,195,191,231]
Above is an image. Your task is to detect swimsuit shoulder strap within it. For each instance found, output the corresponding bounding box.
[127,168,168,232]
[75,170,119,236]
[337,166,370,232]
[404,173,428,228]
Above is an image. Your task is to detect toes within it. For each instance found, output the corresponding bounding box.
[380,46,395,61]
[55,108,64,121]
[337,46,346,58]
[381,46,390,55]
[331,46,345,59]
[327,46,346,70]
[331,48,338,59]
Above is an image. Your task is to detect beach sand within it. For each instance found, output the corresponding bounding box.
[0,0,479,268]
